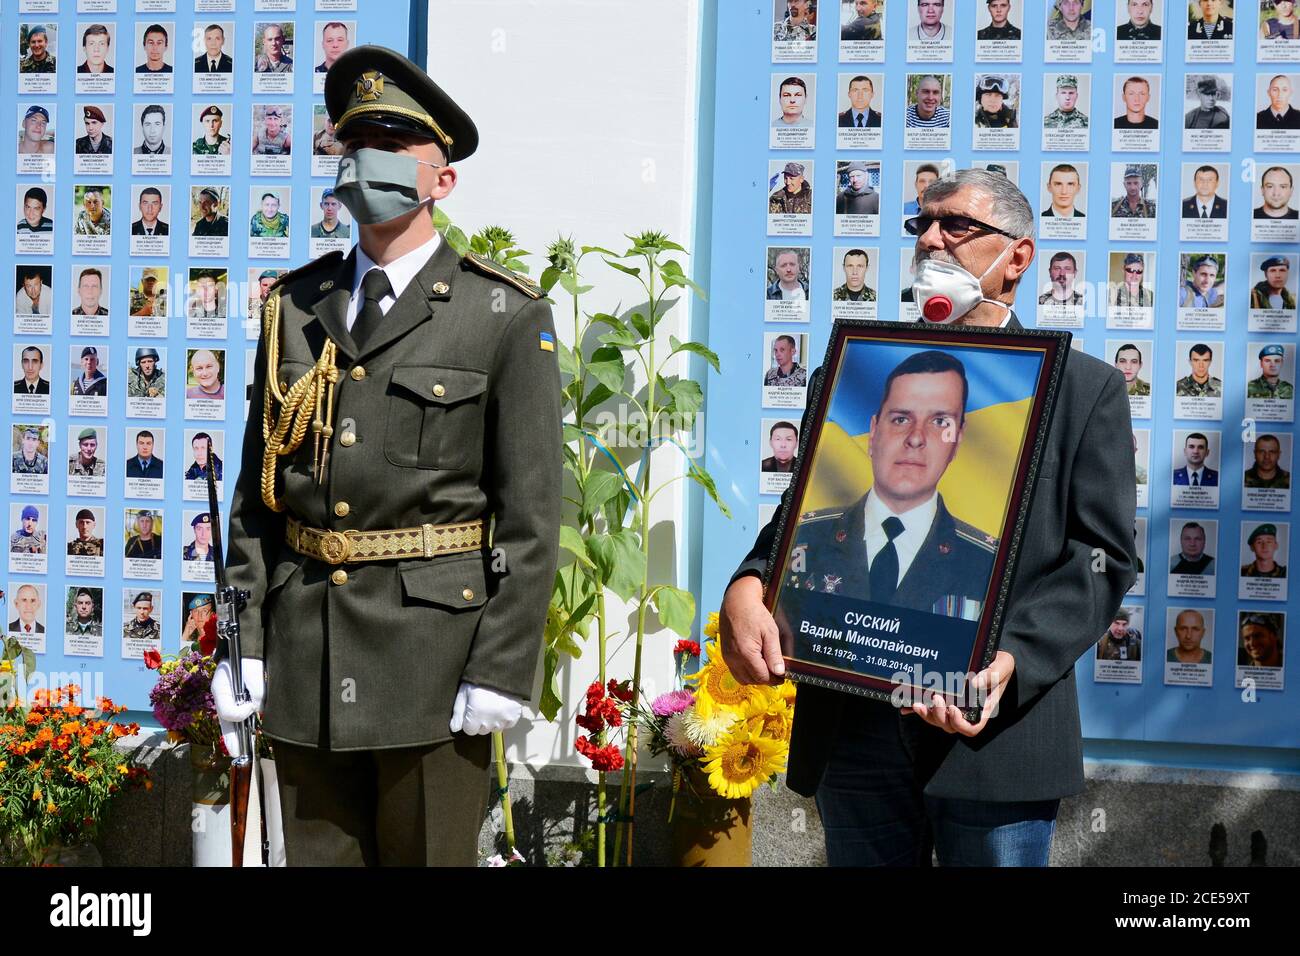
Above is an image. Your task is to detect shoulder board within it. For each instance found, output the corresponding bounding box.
[953,523,998,554]
[462,252,544,300]
[799,509,845,523]
[269,250,345,295]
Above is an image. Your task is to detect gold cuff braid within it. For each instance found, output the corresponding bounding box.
[260,288,342,511]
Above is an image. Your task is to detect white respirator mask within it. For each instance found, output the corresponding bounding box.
[911,241,1015,324]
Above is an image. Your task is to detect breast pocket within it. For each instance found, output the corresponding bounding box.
[384,364,489,471]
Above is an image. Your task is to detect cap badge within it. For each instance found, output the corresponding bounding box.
[357,71,384,103]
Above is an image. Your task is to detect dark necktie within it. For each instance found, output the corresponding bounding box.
[353,268,393,350]
[856,113,864,127]
[209,59,217,73]
[869,516,905,604]
[1192,471,1200,486]
[1201,205,1208,219]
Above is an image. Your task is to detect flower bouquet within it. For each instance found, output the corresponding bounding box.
[146,649,221,754]
[0,685,148,865]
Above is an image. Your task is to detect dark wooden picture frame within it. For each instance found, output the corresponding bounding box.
[762,319,1070,707]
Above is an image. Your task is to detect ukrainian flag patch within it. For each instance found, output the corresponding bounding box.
[539,331,555,352]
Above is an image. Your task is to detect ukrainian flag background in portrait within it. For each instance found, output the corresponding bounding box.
[801,336,1046,538]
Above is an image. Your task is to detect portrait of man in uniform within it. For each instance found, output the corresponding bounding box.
[1248,343,1295,400]
[1175,343,1222,397]
[12,425,47,475]
[769,161,813,214]
[1047,0,1091,39]
[1097,610,1142,661]
[184,432,222,481]
[839,75,882,127]
[251,106,292,155]
[1181,165,1227,219]
[19,25,56,74]
[1179,255,1225,308]
[131,186,169,235]
[73,268,109,316]
[68,427,105,477]
[842,0,883,40]
[765,335,807,388]
[10,504,46,555]
[254,23,293,73]
[126,429,163,478]
[191,187,230,237]
[1039,251,1084,306]
[125,511,162,561]
[1117,0,1161,38]
[1241,523,1286,579]
[1256,74,1300,129]
[13,346,48,395]
[1188,0,1233,38]
[833,248,876,301]
[762,420,799,472]
[1185,76,1230,128]
[310,188,350,239]
[123,591,161,644]
[66,508,104,557]
[73,186,111,236]
[979,0,1023,39]
[316,22,351,73]
[1113,343,1150,396]
[1251,255,1296,309]
[71,346,107,397]
[183,512,214,562]
[1245,434,1290,488]
[1174,432,1219,485]
[193,107,232,155]
[1113,253,1153,306]
[195,24,233,73]
[75,106,112,155]
[66,588,102,638]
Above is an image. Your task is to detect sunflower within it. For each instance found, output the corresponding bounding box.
[700,723,787,800]
[692,660,755,718]
[741,695,794,744]
[704,612,720,639]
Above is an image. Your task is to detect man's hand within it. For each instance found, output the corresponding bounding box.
[903,650,1015,736]
[719,575,786,685]
[450,682,523,735]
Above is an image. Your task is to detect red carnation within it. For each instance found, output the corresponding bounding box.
[142,648,163,670]
[199,615,218,657]
[673,640,701,658]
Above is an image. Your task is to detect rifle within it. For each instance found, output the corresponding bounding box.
[205,438,263,867]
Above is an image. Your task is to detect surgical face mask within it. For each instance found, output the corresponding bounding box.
[333,147,442,225]
[910,241,1015,324]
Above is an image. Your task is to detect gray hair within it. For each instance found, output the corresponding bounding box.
[922,168,1034,239]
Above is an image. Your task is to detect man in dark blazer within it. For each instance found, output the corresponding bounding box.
[1172,432,1219,486]
[721,168,1136,867]
[216,47,562,867]
[837,74,882,128]
[194,24,233,73]
[1180,165,1228,219]
[13,346,50,394]
[1256,75,1300,129]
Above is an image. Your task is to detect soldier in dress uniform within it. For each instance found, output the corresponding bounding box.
[1247,344,1295,400]
[192,106,231,155]
[1184,77,1230,130]
[216,45,562,867]
[123,592,162,645]
[10,505,46,554]
[776,351,998,650]
[1043,74,1089,129]
[974,75,1017,128]
[67,508,104,557]
[1241,524,1287,578]
[12,426,47,475]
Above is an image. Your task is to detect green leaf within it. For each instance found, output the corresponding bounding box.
[659,258,685,276]
[582,245,620,257]
[666,377,704,415]
[662,273,707,298]
[558,272,594,297]
[22,648,36,678]
[442,225,470,257]
[540,265,563,294]
[556,340,579,378]
[627,311,652,339]
[667,336,721,374]
[603,259,643,279]
[578,383,613,419]
[558,525,593,567]
[562,423,585,445]
[687,460,732,518]
[538,647,563,721]
[587,312,624,330]
[586,345,627,392]
[654,586,696,637]
[582,470,627,517]
[597,327,641,350]
[586,530,646,602]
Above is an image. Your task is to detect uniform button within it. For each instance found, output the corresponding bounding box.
[432,383,446,398]
[462,587,475,602]
[334,501,350,517]
[339,431,356,447]
[350,366,366,381]
[279,381,288,392]
[331,570,348,586]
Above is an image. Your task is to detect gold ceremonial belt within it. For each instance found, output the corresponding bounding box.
[285,515,484,565]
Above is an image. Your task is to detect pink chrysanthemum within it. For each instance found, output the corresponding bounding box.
[651,689,695,717]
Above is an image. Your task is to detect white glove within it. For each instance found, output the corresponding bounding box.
[212,658,265,758]
[450,682,524,735]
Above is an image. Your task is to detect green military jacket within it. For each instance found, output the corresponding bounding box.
[226,240,562,751]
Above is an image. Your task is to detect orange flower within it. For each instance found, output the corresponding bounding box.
[52,735,70,752]
[80,734,93,748]
[60,721,81,736]
[31,787,42,801]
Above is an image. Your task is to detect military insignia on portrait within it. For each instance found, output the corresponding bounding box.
[933,595,982,621]
[539,330,555,352]
[821,574,843,594]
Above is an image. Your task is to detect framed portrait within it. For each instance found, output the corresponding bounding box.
[761,320,1070,707]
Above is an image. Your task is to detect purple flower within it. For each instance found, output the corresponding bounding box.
[650,689,695,717]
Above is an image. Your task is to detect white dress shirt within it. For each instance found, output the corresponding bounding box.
[863,489,939,589]
[345,231,441,332]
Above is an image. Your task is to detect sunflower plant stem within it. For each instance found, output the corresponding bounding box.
[616,249,659,868]
[596,589,608,868]
[492,731,516,855]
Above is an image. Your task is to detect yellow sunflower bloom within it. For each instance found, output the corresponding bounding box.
[741,695,794,744]
[704,611,720,639]
[700,723,787,800]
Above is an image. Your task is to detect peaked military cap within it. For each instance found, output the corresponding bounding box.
[1248,523,1278,545]
[1261,255,1289,271]
[324,45,479,161]
[1196,77,1220,95]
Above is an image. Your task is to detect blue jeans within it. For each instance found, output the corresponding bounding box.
[814,700,1058,867]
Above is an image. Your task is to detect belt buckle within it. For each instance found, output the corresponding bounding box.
[421,524,435,559]
[319,529,351,565]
